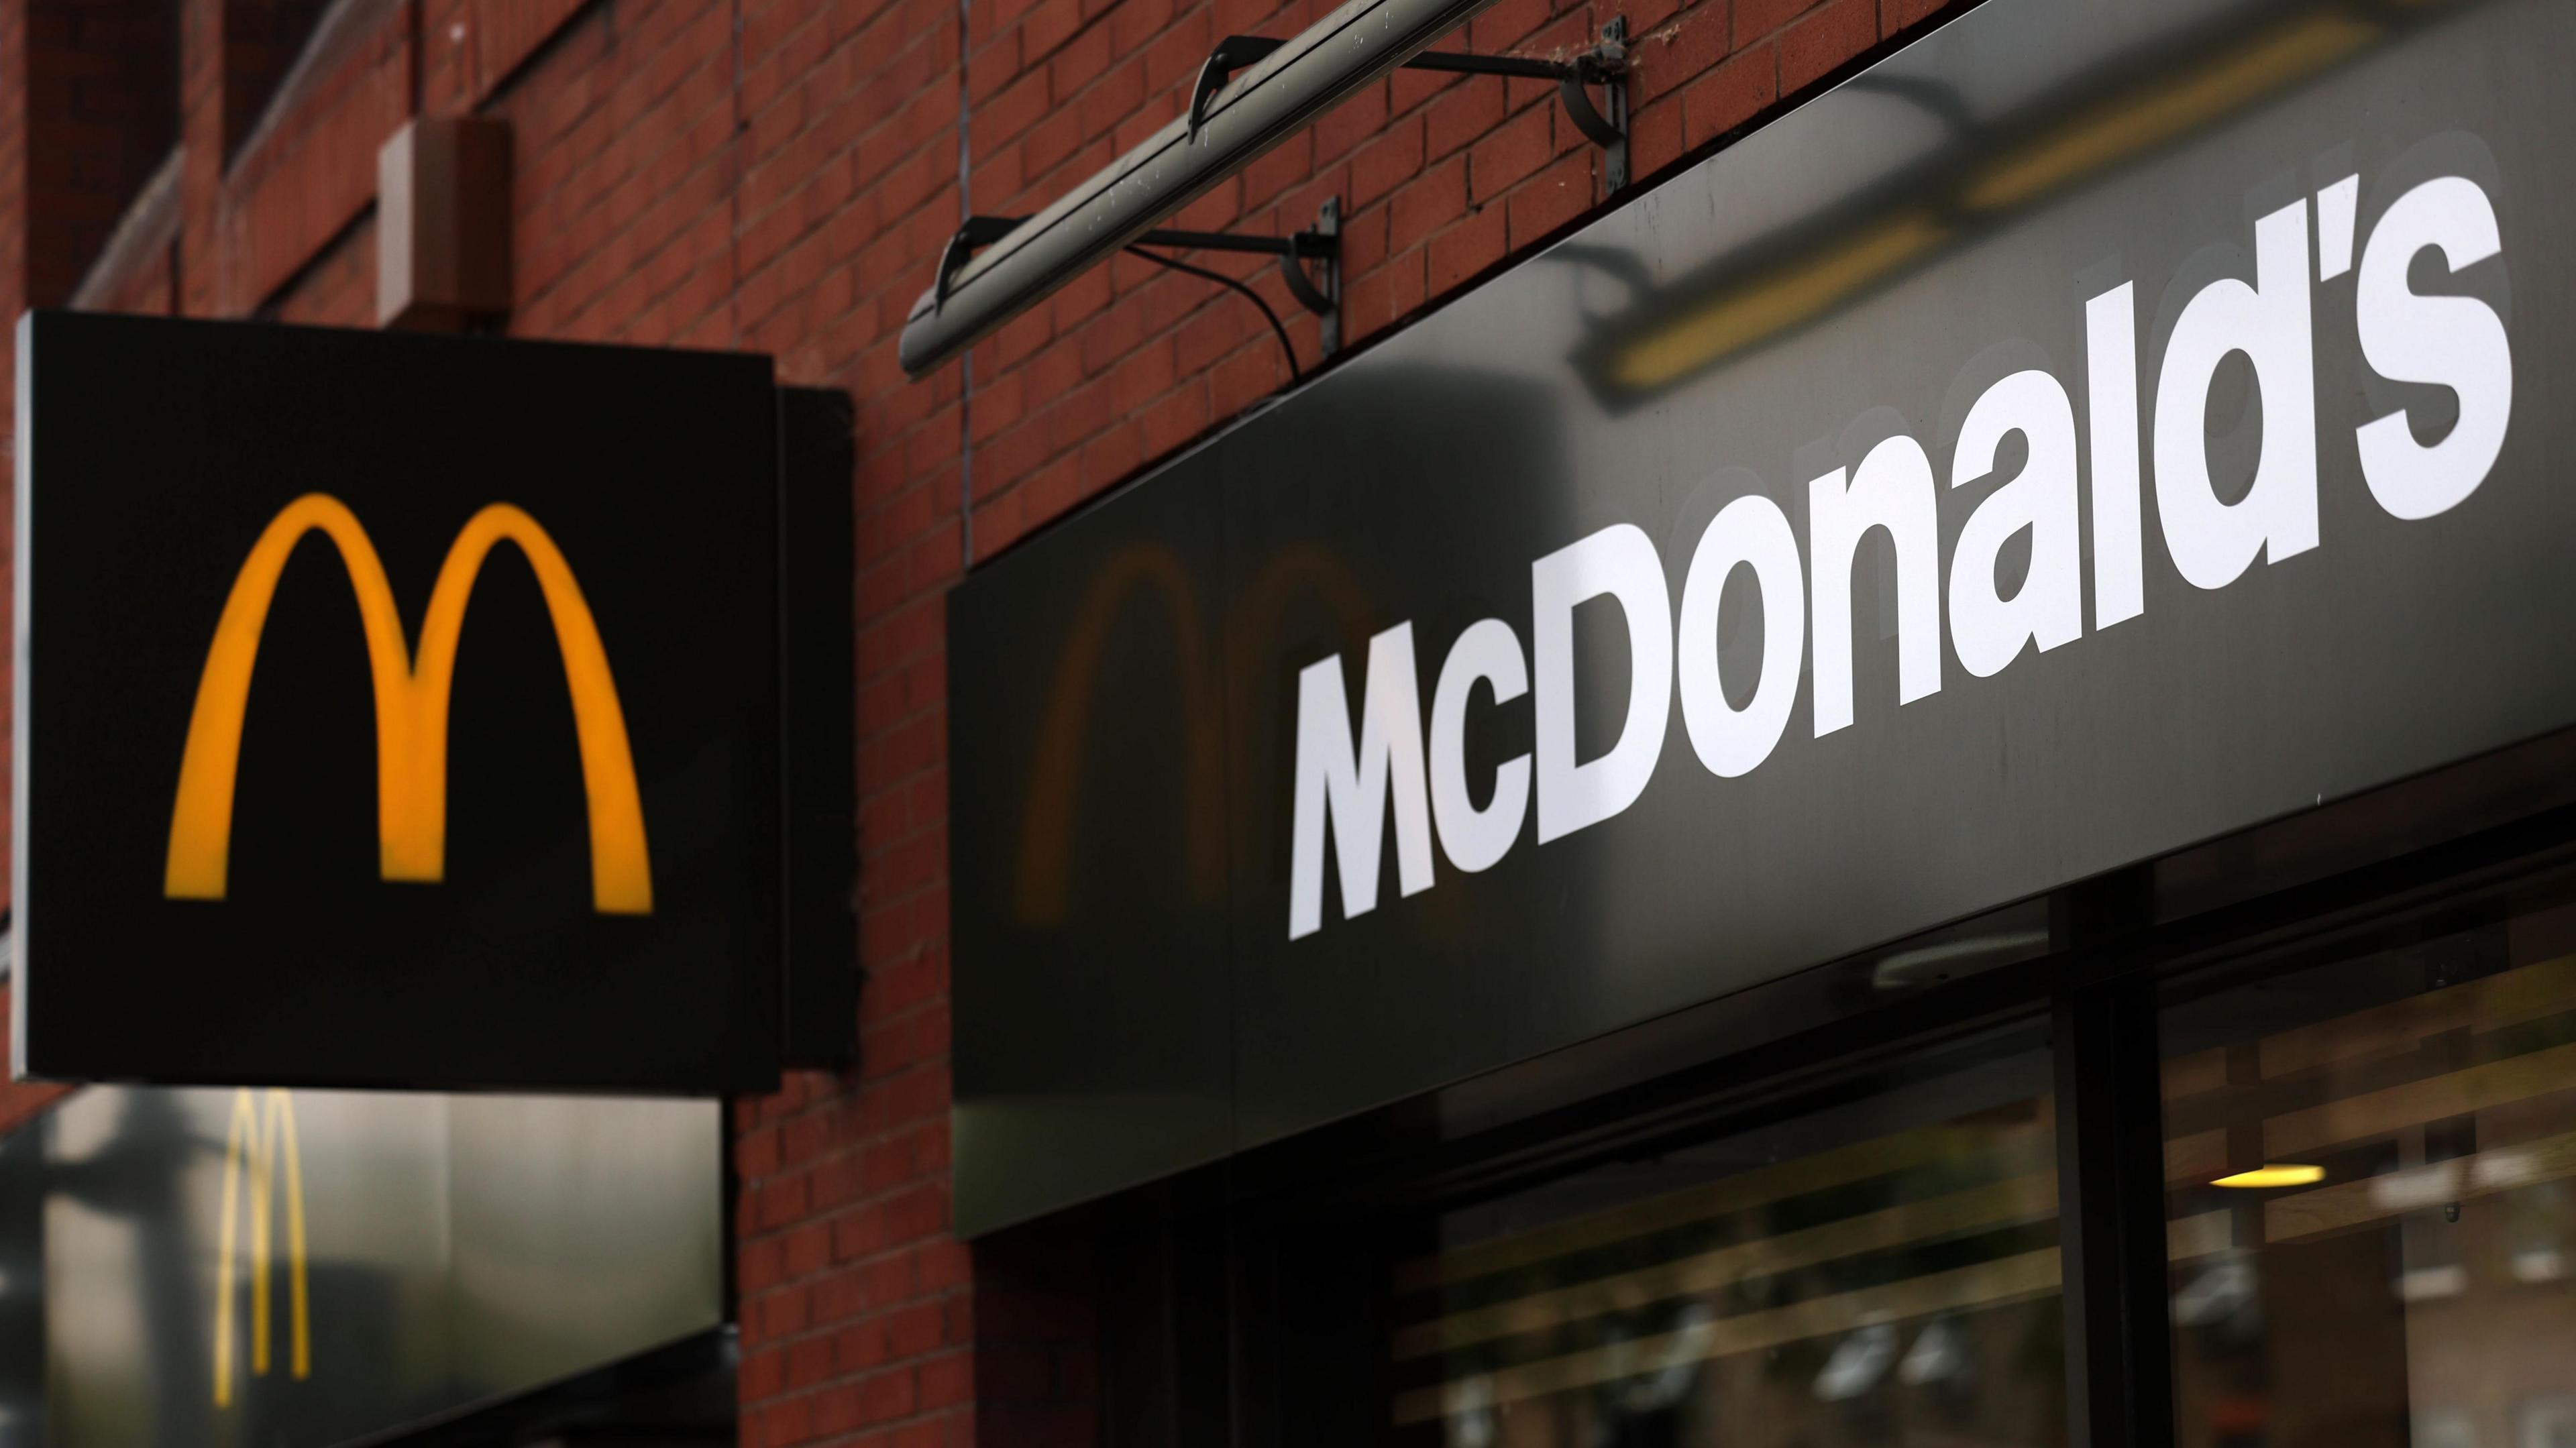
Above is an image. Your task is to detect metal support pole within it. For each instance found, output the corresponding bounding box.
[2051,868,2177,1448]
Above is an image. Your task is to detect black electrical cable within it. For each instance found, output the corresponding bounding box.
[1124,244,1301,384]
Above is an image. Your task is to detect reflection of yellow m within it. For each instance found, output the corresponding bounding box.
[213,1089,308,1408]
[164,493,651,914]
[1012,542,1375,924]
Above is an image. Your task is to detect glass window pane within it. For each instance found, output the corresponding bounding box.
[1389,1029,2064,1447]
[2161,885,2576,1448]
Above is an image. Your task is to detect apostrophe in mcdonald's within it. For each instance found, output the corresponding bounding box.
[213,1088,310,1409]
[164,492,653,915]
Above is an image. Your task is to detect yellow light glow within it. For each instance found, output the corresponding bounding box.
[1958,12,2379,214]
[1610,211,1951,390]
[2212,1164,2326,1189]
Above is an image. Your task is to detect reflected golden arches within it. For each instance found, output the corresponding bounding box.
[1011,539,1385,925]
[164,493,651,915]
[1014,542,1226,923]
[213,1088,309,1408]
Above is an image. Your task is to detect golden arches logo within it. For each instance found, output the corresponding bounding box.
[213,1088,309,1408]
[164,494,651,914]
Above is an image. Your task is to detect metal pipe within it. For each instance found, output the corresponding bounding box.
[897,0,1499,377]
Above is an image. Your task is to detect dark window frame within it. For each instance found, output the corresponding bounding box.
[1087,736,2576,1448]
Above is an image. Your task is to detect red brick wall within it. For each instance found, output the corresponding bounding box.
[20,0,178,309]
[225,13,409,312]
[223,0,337,155]
[0,0,1964,1442]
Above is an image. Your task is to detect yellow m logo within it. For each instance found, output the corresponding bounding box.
[164,494,651,914]
[213,1088,309,1408]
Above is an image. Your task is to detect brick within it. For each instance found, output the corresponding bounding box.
[975,66,1049,152]
[1631,5,1731,104]
[1173,294,1248,374]
[1737,0,1824,41]
[1140,378,1213,457]
[1388,62,1460,117]
[1680,40,1778,149]
[1336,198,1390,276]
[1076,54,1148,138]
[1312,80,1387,163]
[1781,0,1878,91]
[1044,5,1110,83]
[1344,251,1424,340]
[1469,0,1552,50]
[1424,73,1504,160]
[1210,336,1285,417]
[920,1352,974,1410]
[1141,10,1215,95]
[1348,115,1424,207]
[1110,0,1177,55]
[1240,129,1311,207]
[1467,101,1550,202]
[1428,203,1507,295]
[1505,152,1593,245]
[1020,0,1085,61]
[1629,91,1686,179]
[1389,155,1467,252]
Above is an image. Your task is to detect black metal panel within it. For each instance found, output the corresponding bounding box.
[778,386,859,1067]
[12,313,783,1093]
[949,0,2576,1231]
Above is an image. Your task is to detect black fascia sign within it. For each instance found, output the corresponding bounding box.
[13,313,784,1094]
[948,0,2576,1233]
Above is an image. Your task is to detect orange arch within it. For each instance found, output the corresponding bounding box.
[1013,543,1224,924]
[1009,541,1383,926]
[164,493,652,914]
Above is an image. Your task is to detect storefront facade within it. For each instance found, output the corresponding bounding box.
[2,0,2573,1443]
[945,0,2576,1443]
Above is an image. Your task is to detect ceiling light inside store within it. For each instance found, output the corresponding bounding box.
[2212,1164,2325,1188]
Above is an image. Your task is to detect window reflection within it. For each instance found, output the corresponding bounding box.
[1390,1034,2065,1447]
[2161,893,2576,1448]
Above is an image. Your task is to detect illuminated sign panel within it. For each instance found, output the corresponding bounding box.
[165,494,653,914]
[13,313,784,1092]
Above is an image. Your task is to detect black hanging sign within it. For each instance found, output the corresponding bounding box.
[13,313,792,1093]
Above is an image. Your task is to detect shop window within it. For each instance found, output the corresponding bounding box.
[1385,1028,2065,1447]
[2159,881,2576,1448]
